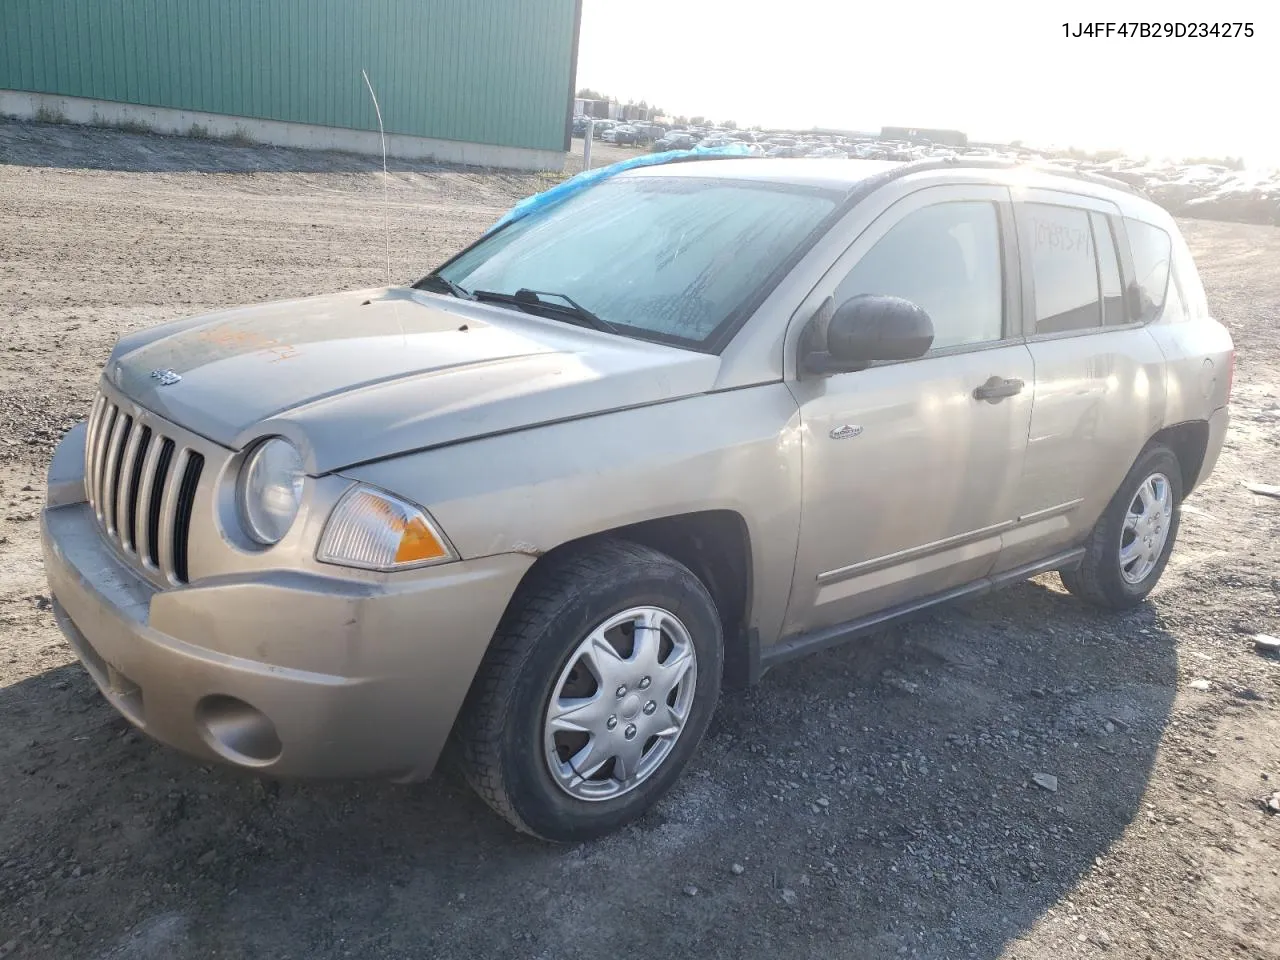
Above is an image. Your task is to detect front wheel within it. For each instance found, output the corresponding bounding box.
[1060,444,1184,610]
[454,539,723,841]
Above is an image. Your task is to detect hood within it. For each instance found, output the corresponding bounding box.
[105,287,720,473]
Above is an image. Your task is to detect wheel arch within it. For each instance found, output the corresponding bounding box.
[504,510,759,689]
[1148,419,1210,498]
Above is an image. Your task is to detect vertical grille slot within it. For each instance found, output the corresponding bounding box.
[122,426,152,553]
[172,453,204,584]
[84,395,107,512]
[90,403,119,520]
[103,415,134,535]
[146,438,176,569]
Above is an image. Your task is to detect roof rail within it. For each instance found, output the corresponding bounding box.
[662,151,1143,196]
[891,155,1140,195]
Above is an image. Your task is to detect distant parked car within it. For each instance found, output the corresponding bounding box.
[611,124,641,146]
[654,133,696,151]
[634,124,666,145]
[572,116,610,138]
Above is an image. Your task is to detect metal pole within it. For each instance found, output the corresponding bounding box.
[584,119,594,170]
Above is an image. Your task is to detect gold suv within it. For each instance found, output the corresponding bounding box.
[42,158,1233,840]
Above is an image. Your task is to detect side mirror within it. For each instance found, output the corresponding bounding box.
[802,295,935,375]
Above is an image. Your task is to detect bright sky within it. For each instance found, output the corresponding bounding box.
[577,0,1277,165]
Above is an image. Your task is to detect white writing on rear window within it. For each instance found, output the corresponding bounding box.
[1033,217,1093,257]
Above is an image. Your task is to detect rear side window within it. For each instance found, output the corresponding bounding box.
[834,201,1004,350]
[1091,213,1126,325]
[1125,219,1172,323]
[1020,203,1101,334]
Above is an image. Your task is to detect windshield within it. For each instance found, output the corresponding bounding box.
[432,175,841,349]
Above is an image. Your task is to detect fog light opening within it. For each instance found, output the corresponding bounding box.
[195,695,282,767]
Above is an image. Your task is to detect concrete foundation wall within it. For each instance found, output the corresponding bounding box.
[0,90,566,172]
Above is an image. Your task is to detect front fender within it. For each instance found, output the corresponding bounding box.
[339,387,804,647]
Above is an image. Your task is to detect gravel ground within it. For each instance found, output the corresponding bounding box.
[1,120,1278,960]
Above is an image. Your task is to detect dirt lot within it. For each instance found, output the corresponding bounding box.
[1,120,1277,960]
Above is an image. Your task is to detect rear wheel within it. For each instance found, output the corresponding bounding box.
[454,539,723,841]
[1060,444,1183,610]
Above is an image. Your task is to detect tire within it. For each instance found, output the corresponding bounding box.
[1059,444,1184,610]
[454,539,724,841]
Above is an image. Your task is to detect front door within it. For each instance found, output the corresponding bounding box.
[783,186,1034,636]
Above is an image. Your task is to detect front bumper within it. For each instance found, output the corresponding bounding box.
[41,428,532,781]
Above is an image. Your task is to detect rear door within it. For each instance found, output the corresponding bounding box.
[996,190,1168,571]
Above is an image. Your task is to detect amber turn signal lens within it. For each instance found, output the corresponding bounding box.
[317,485,456,571]
[394,515,449,564]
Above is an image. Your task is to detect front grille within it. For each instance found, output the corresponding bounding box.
[85,394,205,584]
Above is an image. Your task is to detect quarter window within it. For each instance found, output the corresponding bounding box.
[1021,203,1102,334]
[834,202,1004,351]
[1162,273,1189,324]
[1125,219,1173,323]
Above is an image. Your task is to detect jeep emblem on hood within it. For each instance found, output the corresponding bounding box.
[150,368,182,386]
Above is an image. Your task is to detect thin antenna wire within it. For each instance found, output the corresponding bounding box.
[361,68,392,287]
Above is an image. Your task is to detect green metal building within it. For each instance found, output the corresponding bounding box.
[0,0,581,170]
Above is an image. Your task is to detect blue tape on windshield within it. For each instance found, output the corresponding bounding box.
[485,143,754,235]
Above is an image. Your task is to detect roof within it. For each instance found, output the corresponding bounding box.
[490,153,1156,239]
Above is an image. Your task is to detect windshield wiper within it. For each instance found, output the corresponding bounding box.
[417,273,473,300]
[471,288,620,335]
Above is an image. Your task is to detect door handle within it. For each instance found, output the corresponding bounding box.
[973,376,1025,403]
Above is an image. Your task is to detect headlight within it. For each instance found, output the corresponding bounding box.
[238,438,305,545]
[317,485,456,571]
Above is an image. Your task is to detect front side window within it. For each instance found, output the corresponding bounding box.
[1125,219,1173,323]
[833,201,1004,350]
[1020,203,1102,334]
[433,176,840,349]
